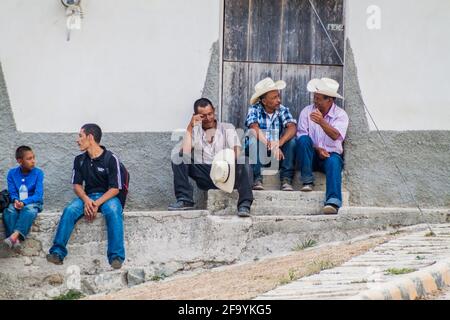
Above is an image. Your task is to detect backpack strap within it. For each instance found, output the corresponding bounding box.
[103,150,113,175]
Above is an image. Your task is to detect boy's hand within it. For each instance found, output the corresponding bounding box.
[14,200,24,210]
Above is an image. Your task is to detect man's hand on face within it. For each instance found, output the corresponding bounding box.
[190,114,204,128]
[310,110,324,125]
[316,147,330,160]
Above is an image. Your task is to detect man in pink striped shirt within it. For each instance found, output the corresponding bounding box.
[296,78,349,215]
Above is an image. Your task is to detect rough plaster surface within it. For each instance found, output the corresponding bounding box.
[343,40,450,208]
[201,40,220,110]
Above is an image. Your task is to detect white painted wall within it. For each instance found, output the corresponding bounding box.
[346,0,450,131]
[0,0,221,132]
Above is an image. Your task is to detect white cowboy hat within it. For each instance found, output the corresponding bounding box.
[307,78,344,99]
[210,149,236,193]
[250,77,286,105]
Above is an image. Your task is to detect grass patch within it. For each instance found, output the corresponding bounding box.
[53,290,85,300]
[314,260,336,271]
[306,260,337,274]
[278,269,297,286]
[384,268,417,275]
[150,273,167,282]
[350,279,368,284]
[425,232,436,237]
[292,239,317,251]
[415,256,426,260]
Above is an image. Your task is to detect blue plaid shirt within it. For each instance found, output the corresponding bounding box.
[245,102,297,142]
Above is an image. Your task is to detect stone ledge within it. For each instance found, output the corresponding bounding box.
[207,190,350,215]
[1,208,449,299]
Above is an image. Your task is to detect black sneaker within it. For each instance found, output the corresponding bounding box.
[237,206,251,218]
[252,180,264,191]
[168,200,195,211]
[110,259,123,270]
[46,253,63,265]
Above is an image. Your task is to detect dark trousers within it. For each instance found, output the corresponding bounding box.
[296,135,344,208]
[171,158,254,208]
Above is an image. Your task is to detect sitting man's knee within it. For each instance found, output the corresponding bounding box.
[4,204,16,214]
[326,154,343,167]
[297,135,312,145]
[285,137,297,149]
[101,198,123,215]
[21,204,39,215]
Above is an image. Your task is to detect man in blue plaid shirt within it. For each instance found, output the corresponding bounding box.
[245,78,297,191]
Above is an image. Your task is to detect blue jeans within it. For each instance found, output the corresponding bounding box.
[2,203,42,240]
[245,136,297,182]
[49,193,125,264]
[296,135,344,208]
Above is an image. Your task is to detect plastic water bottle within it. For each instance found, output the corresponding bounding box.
[19,179,28,201]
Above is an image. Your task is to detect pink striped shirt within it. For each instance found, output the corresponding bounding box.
[297,104,349,155]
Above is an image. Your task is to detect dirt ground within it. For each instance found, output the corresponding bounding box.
[88,232,400,300]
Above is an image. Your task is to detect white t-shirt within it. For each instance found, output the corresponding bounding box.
[192,122,241,164]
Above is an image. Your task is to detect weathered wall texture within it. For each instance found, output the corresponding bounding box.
[343,40,450,208]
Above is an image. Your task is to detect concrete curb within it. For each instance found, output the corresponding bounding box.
[351,259,450,300]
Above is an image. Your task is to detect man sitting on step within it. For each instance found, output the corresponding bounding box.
[244,78,297,191]
[296,78,349,215]
[169,98,254,217]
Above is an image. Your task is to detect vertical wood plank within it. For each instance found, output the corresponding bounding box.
[222,62,249,128]
[310,0,345,65]
[281,64,311,120]
[282,0,313,64]
[223,0,250,62]
[247,0,283,63]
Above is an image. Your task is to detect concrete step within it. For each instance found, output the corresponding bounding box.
[207,190,350,215]
[258,170,347,192]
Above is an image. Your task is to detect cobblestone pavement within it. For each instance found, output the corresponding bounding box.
[256,224,450,300]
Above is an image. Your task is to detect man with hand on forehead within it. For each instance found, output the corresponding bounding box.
[296,78,349,215]
[169,98,253,217]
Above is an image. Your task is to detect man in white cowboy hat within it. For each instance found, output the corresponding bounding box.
[245,77,297,191]
[169,98,253,217]
[296,78,349,215]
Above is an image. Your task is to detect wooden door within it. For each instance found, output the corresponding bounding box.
[222,0,345,128]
